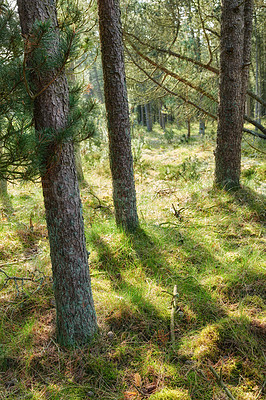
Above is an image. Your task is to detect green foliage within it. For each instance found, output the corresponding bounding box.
[149,388,191,400]
[159,156,205,181]
[0,0,98,182]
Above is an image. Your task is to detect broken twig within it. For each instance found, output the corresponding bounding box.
[209,365,237,400]
[170,285,178,344]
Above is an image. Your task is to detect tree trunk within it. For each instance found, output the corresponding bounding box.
[199,120,205,136]
[74,142,85,185]
[254,13,261,129]
[214,0,253,189]
[97,0,139,232]
[187,118,191,139]
[145,103,152,132]
[17,0,97,347]
[92,64,104,103]
[0,179,7,197]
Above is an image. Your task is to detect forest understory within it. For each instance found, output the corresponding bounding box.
[0,124,265,400]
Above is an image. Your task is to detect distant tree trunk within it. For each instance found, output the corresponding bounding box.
[214,0,253,189]
[140,105,145,126]
[68,63,86,186]
[92,64,104,103]
[187,118,191,139]
[254,13,261,129]
[17,0,97,347]
[74,142,85,184]
[145,103,152,132]
[97,0,139,232]
[199,120,205,136]
[0,179,7,197]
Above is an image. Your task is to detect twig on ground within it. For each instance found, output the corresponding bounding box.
[172,203,185,220]
[170,285,178,344]
[255,378,266,400]
[88,191,112,212]
[209,364,237,400]
[0,269,46,295]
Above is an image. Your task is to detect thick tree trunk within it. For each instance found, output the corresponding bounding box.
[97,0,139,232]
[17,0,97,347]
[214,0,253,189]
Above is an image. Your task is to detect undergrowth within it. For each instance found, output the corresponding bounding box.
[0,124,265,399]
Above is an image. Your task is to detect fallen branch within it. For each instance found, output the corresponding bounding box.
[209,365,237,400]
[0,269,46,295]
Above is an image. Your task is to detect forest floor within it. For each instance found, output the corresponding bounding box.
[0,123,265,400]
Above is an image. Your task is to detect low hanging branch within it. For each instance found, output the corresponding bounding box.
[244,115,266,136]
[126,40,266,139]
[124,32,266,109]
[125,45,217,120]
[124,31,219,74]
[127,38,217,102]
[126,46,266,140]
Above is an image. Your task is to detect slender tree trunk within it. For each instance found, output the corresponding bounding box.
[97,0,139,232]
[254,13,261,129]
[187,118,191,139]
[17,0,97,347]
[74,142,85,184]
[92,64,104,103]
[145,103,152,132]
[199,120,205,136]
[68,63,86,186]
[214,0,253,189]
[0,179,7,197]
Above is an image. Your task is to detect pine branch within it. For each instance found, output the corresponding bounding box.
[124,31,219,74]
[126,38,217,102]
[124,32,266,109]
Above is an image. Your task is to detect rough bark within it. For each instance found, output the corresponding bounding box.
[97,0,139,232]
[214,0,253,189]
[17,0,97,347]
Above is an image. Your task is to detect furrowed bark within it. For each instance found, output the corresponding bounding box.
[214,0,253,189]
[17,0,97,347]
[97,0,139,232]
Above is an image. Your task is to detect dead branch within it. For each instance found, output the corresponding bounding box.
[170,285,178,344]
[209,365,237,400]
[0,268,46,295]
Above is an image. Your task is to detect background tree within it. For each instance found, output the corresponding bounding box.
[17,0,97,347]
[97,0,139,232]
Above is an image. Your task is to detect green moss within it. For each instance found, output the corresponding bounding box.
[149,388,191,400]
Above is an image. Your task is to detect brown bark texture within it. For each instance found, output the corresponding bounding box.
[214,0,253,189]
[17,0,97,347]
[97,0,139,232]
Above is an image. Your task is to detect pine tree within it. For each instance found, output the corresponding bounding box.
[17,0,97,347]
[214,0,253,188]
[97,0,139,232]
